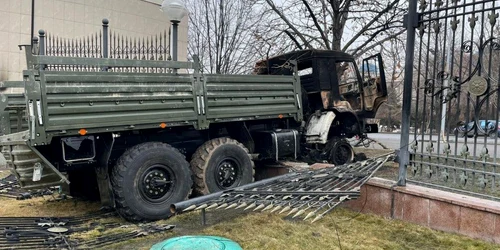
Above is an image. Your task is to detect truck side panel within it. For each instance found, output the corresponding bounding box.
[205,74,302,122]
[39,71,199,138]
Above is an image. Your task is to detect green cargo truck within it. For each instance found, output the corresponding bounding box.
[0,46,387,221]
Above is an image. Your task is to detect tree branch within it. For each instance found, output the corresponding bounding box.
[341,0,400,52]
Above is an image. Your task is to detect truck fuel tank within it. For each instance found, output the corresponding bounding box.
[253,129,300,161]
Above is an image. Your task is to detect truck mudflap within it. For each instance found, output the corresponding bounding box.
[0,130,69,189]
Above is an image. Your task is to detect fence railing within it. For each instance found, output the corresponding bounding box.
[400,0,500,202]
[33,18,171,73]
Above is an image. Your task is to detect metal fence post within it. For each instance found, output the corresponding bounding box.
[172,21,179,74]
[398,0,418,186]
[32,36,39,55]
[38,30,46,71]
[102,18,109,58]
[102,18,109,72]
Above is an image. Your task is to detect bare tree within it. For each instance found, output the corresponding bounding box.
[259,0,407,58]
[186,0,264,74]
[376,37,405,129]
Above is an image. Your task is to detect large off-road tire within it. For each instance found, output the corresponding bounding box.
[328,138,355,166]
[111,142,193,222]
[190,138,254,196]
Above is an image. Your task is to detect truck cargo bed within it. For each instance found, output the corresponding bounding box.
[19,54,302,145]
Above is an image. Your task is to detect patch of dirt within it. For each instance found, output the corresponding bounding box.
[0,197,101,217]
[0,169,10,179]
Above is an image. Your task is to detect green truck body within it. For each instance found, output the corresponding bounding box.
[0,47,302,191]
[0,46,387,221]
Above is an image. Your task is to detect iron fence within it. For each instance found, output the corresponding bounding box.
[400,0,500,201]
[34,18,171,72]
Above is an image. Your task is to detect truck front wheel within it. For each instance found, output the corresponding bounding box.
[328,138,355,166]
[111,142,193,222]
[190,138,254,195]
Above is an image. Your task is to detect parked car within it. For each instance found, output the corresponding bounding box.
[453,120,500,138]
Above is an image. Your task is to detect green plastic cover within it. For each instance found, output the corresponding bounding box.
[150,235,243,250]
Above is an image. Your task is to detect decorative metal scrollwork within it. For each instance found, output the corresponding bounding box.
[450,17,460,31]
[419,0,428,11]
[488,11,499,26]
[468,15,478,28]
[460,145,469,159]
[424,166,433,178]
[468,76,489,97]
[434,0,444,8]
[411,141,418,153]
[443,144,451,156]
[426,142,434,154]
[441,169,449,182]
[477,175,488,189]
[459,172,468,186]
[461,41,475,53]
[410,163,419,176]
[480,147,490,161]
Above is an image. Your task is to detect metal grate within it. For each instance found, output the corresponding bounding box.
[171,153,395,223]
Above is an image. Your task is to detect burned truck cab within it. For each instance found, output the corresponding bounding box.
[254,49,388,137]
[254,49,388,165]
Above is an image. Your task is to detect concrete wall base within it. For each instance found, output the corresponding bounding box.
[343,177,500,244]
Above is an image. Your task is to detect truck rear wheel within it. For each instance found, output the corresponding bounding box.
[111,142,192,222]
[190,138,254,195]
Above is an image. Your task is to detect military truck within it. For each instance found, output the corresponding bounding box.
[0,46,387,221]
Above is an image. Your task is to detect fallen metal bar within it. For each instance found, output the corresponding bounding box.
[170,171,300,213]
[229,191,360,196]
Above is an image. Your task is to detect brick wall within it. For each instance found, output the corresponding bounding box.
[344,177,500,244]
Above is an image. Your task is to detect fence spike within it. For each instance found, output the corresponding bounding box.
[125,36,129,59]
[270,205,282,213]
[206,203,218,210]
[216,203,228,210]
[262,204,274,212]
[303,211,316,221]
[292,209,306,218]
[183,205,196,212]
[225,203,239,210]
[311,215,323,223]
[279,206,291,214]
[253,204,266,211]
[195,204,208,211]
[244,203,256,211]
[235,202,248,210]
[287,208,299,216]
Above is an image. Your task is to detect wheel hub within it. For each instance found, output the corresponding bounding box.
[216,160,238,188]
[142,169,172,200]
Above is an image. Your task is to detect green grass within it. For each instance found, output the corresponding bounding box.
[107,208,499,250]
